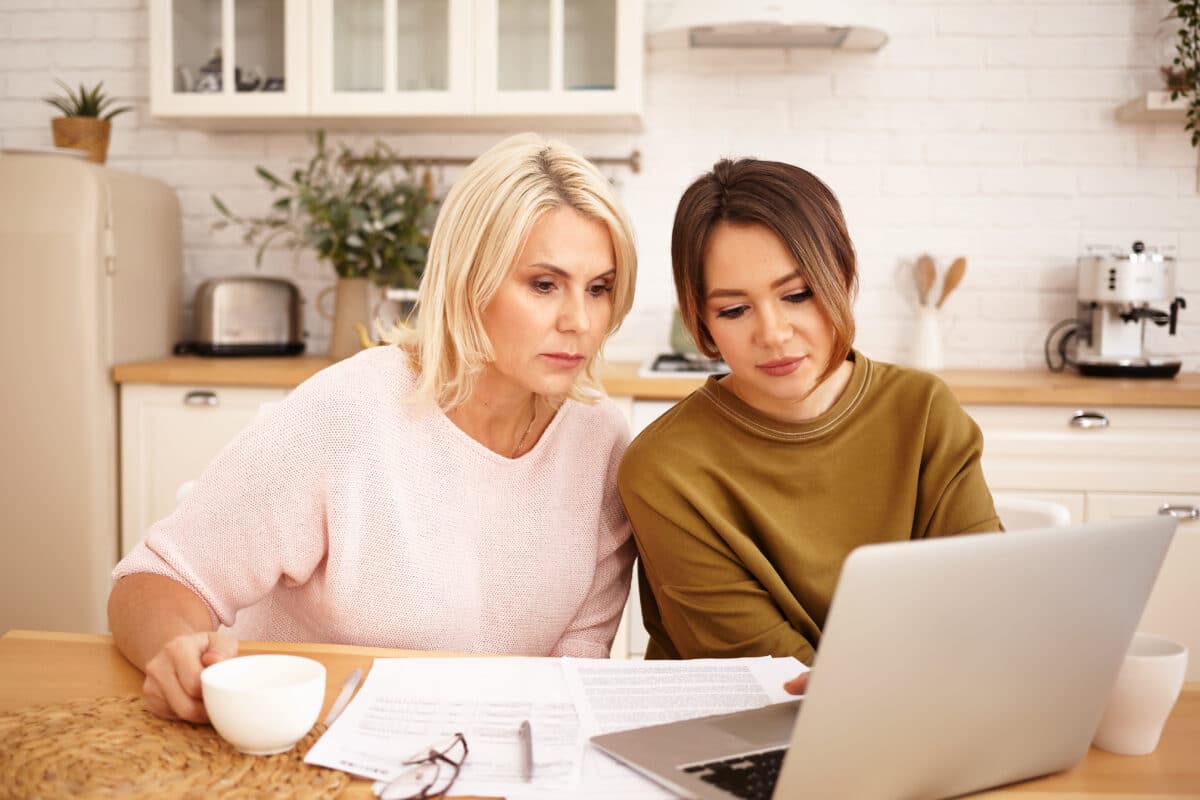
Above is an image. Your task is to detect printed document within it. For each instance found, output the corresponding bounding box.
[305,656,805,798]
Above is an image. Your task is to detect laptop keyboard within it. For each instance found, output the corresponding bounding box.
[680,748,786,800]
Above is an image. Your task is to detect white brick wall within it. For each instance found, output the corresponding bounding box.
[1,0,1197,370]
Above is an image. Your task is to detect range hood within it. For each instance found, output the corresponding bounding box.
[647,1,889,52]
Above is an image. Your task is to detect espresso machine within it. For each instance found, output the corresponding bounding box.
[1066,241,1187,378]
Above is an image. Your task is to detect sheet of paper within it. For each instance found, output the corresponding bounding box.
[564,656,804,735]
[304,657,580,790]
[559,656,806,800]
[305,655,808,799]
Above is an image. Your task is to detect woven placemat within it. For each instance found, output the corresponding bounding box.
[0,695,351,799]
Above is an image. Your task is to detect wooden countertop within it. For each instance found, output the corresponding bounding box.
[111,355,1200,407]
[2,630,1198,798]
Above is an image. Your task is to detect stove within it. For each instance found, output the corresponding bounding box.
[639,353,730,377]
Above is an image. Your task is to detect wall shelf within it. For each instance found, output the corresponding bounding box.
[1116,91,1187,122]
[1116,91,1199,192]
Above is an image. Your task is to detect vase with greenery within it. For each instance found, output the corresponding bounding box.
[42,80,132,164]
[212,131,438,359]
[1165,0,1200,146]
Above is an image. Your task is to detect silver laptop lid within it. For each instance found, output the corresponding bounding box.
[775,516,1176,800]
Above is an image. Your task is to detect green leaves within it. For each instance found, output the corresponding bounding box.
[210,131,438,286]
[1168,1,1200,147]
[42,79,133,120]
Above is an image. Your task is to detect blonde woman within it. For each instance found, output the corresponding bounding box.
[109,133,638,723]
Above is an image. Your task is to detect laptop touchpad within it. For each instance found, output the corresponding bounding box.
[709,700,802,747]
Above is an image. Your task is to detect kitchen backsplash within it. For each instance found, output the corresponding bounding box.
[2,0,1198,370]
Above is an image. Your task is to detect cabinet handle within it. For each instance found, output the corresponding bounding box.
[183,390,219,407]
[1158,504,1199,521]
[1069,410,1109,429]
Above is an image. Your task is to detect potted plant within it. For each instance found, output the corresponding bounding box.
[1164,0,1200,146]
[213,131,437,359]
[42,80,132,164]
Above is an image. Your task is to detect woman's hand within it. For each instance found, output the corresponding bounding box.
[784,671,810,696]
[141,629,238,722]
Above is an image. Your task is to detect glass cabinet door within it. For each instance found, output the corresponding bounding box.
[311,0,473,115]
[497,0,550,91]
[149,0,307,116]
[562,0,615,92]
[475,0,640,116]
[232,0,289,95]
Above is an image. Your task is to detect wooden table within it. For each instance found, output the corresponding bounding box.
[2,630,1197,799]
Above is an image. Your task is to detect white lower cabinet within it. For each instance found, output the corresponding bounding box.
[120,386,1200,667]
[119,383,288,557]
[613,399,673,659]
[610,398,1200,660]
[1085,491,1200,680]
[966,404,1200,496]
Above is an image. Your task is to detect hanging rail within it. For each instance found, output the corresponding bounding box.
[345,149,642,175]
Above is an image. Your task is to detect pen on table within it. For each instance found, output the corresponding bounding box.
[322,667,363,727]
[518,719,534,782]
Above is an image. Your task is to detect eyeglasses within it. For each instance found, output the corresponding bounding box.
[373,732,469,800]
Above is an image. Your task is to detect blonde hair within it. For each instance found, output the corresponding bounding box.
[388,133,637,410]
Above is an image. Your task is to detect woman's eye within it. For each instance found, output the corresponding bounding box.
[785,289,813,304]
[588,283,613,297]
[716,305,747,320]
[532,279,555,294]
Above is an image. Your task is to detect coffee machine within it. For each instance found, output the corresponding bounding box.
[1063,241,1187,378]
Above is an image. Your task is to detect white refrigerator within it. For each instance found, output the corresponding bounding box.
[0,152,182,634]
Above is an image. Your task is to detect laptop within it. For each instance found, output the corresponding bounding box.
[591,517,1176,800]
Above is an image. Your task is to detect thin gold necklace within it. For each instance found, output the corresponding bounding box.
[512,397,537,457]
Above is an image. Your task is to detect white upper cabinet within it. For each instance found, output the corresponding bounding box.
[310,0,474,115]
[150,0,643,127]
[150,0,310,116]
[474,0,642,118]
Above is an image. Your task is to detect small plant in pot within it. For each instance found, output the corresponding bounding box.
[42,80,132,164]
[212,131,438,360]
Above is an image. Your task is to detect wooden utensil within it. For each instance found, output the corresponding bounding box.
[915,254,936,306]
[936,256,967,309]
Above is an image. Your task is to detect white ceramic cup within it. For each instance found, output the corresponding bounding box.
[201,654,327,755]
[1091,633,1188,756]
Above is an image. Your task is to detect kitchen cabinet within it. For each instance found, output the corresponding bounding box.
[150,0,643,128]
[149,0,310,116]
[612,398,1200,660]
[621,400,1200,514]
[473,0,643,118]
[1085,492,1200,681]
[308,0,474,115]
[113,357,1200,664]
[965,404,1200,498]
[119,383,288,556]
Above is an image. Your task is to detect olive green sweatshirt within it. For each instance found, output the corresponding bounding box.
[618,352,1001,664]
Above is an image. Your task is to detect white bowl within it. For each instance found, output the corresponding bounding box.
[201,654,326,755]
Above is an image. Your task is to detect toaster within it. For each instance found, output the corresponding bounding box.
[175,276,305,356]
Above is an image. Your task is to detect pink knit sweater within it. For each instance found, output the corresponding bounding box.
[113,346,634,658]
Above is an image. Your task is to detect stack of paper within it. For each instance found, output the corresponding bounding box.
[305,656,805,799]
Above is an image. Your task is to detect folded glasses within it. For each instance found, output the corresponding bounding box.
[373,732,469,800]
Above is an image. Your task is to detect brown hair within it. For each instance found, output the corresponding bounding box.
[671,158,858,386]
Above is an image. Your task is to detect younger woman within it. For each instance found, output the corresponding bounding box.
[619,158,999,665]
[110,134,638,722]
